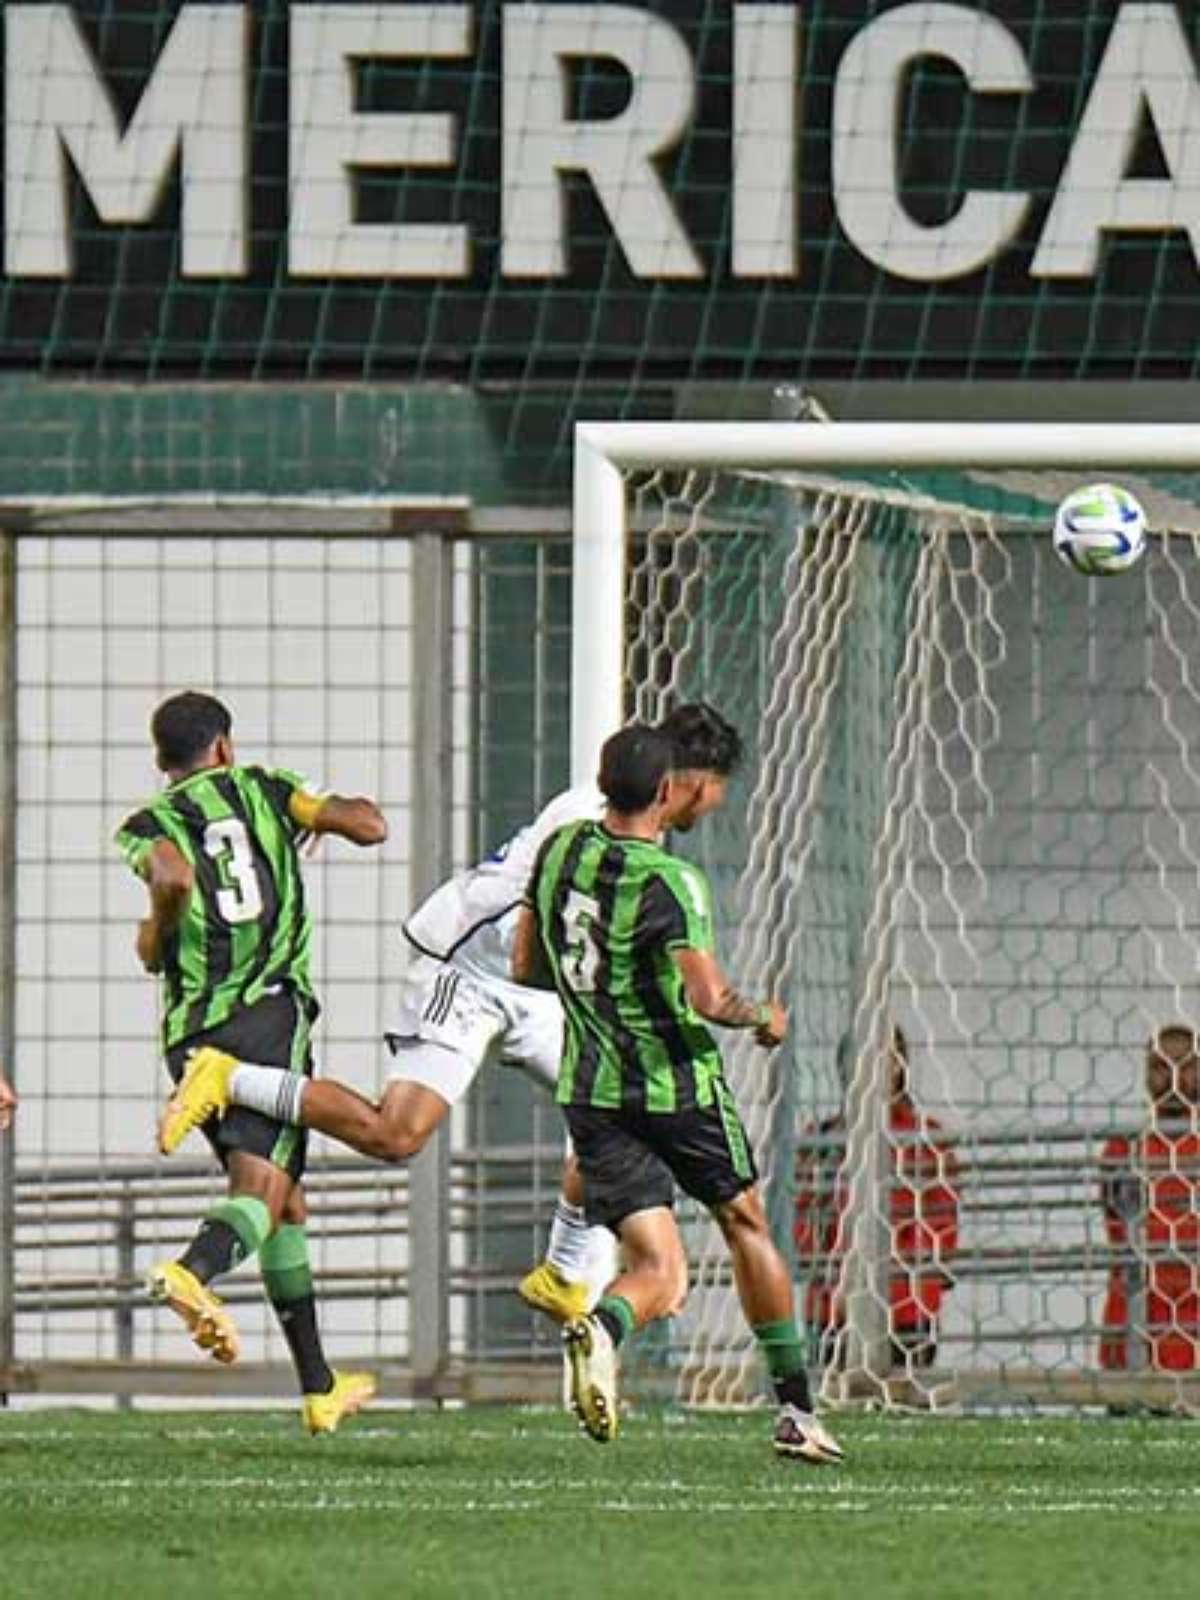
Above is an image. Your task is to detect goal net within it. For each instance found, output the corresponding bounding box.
[575,422,1200,1412]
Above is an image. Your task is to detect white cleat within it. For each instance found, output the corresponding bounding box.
[772,1404,844,1465]
[562,1314,619,1442]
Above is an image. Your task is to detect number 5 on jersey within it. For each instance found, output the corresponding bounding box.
[562,889,602,992]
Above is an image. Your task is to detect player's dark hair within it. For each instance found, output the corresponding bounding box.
[598,723,673,813]
[1151,1023,1199,1057]
[152,691,232,771]
[658,702,744,775]
[836,1026,910,1078]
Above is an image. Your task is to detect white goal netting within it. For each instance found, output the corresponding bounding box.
[621,462,1200,1412]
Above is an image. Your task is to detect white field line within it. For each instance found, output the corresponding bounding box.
[9,1473,1200,1518]
[8,1490,1200,1517]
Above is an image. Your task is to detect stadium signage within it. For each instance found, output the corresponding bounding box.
[0,1,1196,376]
[5,1,1197,284]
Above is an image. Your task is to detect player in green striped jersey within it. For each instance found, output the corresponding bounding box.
[515,724,843,1464]
[116,691,386,1433]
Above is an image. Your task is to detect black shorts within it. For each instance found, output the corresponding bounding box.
[166,988,317,1184]
[563,1078,759,1232]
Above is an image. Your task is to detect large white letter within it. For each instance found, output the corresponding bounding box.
[503,4,702,278]
[733,4,798,277]
[289,5,470,278]
[833,2,1031,280]
[1033,4,1200,277]
[5,4,247,277]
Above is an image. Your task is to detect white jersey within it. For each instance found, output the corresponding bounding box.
[402,782,604,983]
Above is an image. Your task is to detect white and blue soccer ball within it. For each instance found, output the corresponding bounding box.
[1052,483,1147,577]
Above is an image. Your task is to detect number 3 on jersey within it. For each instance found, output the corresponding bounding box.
[562,889,602,992]
[204,817,264,924]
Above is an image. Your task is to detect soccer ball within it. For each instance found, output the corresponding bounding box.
[1052,483,1147,577]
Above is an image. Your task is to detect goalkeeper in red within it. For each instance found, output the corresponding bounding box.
[514,723,843,1463]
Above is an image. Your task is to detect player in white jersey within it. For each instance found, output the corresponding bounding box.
[157,705,744,1321]
[396,779,604,1108]
[392,778,617,1312]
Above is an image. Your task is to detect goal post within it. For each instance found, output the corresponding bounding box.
[573,421,1200,1412]
[572,421,1200,777]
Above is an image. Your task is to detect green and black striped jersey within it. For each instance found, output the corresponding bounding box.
[531,819,724,1113]
[115,764,317,1050]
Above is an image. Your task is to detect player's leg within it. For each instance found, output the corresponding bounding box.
[284,970,510,1158]
[148,1144,292,1364]
[212,992,374,1423]
[562,1204,686,1444]
[161,1046,457,1163]
[244,1039,474,1160]
[593,1205,689,1326]
[658,1087,843,1464]
[498,988,620,1320]
[557,1105,682,1442]
[150,992,312,1362]
[261,1181,376,1434]
[160,964,501,1163]
[520,1150,616,1322]
[708,1183,840,1459]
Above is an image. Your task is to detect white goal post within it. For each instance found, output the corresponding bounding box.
[572,421,1200,1412]
[572,421,1200,775]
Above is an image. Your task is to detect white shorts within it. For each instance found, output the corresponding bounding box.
[385,956,564,1106]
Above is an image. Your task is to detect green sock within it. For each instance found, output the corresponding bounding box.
[753,1318,813,1409]
[179,1195,273,1283]
[594,1294,637,1347]
[261,1224,333,1396]
[259,1221,314,1303]
[210,1196,273,1262]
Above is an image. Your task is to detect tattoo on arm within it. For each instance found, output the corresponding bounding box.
[707,986,766,1029]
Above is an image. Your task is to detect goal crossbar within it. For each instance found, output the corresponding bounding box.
[571,420,1200,779]
[572,418,1200,1407]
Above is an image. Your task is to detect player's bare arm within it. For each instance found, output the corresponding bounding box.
[289,791,387,847]
[136,839,194,974]
[671,946,787,1046]
[511,903,555,990]
[0,1067,16,1131]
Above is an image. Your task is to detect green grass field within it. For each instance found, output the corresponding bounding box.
[3,1407,1199,1599]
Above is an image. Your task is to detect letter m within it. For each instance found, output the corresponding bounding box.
[5,5,246,277]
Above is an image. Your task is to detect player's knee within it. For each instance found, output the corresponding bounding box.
[377,1122,430,1163]
[667,1258,690,1315]
[713,1188,767,1243]
[655,1275,688,1320]
[644,1252,689,1319]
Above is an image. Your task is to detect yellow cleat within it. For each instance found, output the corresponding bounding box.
[158,1046,237,1155]
[518,1261,593,1325]
[147,1259,240,1364]
[303,1370,377,1436]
